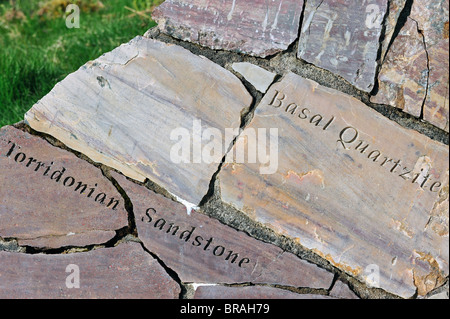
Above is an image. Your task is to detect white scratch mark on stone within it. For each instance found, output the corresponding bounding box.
[271,0,283,30]
[227,0,237,21]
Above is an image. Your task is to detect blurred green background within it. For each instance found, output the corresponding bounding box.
[0,0,162,127]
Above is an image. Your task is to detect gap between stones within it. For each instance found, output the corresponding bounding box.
[5,122,342,299]
[370,0,391,98]
[144,18,448,146]
[9,75,401,299]
[8,19,447,296]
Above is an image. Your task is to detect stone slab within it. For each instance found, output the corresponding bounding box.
[232,62,277,93]
[0,242,180,298]
[372,0,449,132]
[371,18,428,118]
[219,72,449,298]
[152,0,304,58]
[24,36,253,206]
[111,171,334,289]
[330,280,359,299]
[193,285,335,299]
[298,0,388,92]
[380,0,407,60]
[0,126,128,248]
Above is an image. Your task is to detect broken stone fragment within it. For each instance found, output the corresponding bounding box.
[0,126,128,249]
[0,242,180,298]
[152,0,304,58]
[298,0,388,92]
[231,62,277,93]
[111,171,334,289]
[371,18,428,118]
[380,0,408,60]
[218,72,449,298]
[24,36,252,206]
[372,0,449,132]
[329,280,359,299]
[193,285,336,299]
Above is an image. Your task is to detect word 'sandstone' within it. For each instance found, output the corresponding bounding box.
[112,171,334,288]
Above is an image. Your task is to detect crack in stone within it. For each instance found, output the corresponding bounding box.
[144,24,448,145]
[409,17,431,121]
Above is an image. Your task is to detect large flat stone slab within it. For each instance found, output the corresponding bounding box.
[0,242,180,298]
[24,37,252,206]
[152,0,304,58]
[112,171,334,289]
[0,126,128,248]
[298,0,388,92]
[218,72,449,298]
[372,0,449,132]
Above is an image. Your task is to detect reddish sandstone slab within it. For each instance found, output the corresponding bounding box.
[153,0,304,58]
[371,18,428,118]
[193,285,336,299]
[0,126,128,248]
[111,171,334,289]
[0,242,180,299]
[372,0,449,132]
[219,72,449,298]
[298,0,388,92]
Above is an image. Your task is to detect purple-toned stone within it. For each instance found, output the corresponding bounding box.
[218,72,449,298]
[0,126,128,248]
[111,171,334,289]
[152,0,304,58]
[372,0,449,132]
[330,281,359,299]
[298,0,388,92]
[193,285,336,299]
[0,242,180,299]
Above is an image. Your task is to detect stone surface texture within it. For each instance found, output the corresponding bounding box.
[380,0,407,60]
[152,0,304,58]
[193,285,336,299]
[112,171,334,289]
[372,0,449,132]
[219,72,449,298]
[24,36,252,206]
[298,0,388,92]
[0,126,128,248]
[1,0,448,301]
[330,280,359,299]
[232,62,277,93]
[0,242,180,298]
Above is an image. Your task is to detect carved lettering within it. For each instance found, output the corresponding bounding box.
[268,97,444,193]
[1,140,122,211]
[141,207,252,268]
[269,90,286,108]
[338,127,359,149]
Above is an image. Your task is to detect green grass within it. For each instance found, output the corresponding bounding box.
[0,0,161,127]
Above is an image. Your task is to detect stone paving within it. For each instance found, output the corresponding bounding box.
[1,0,449,299]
